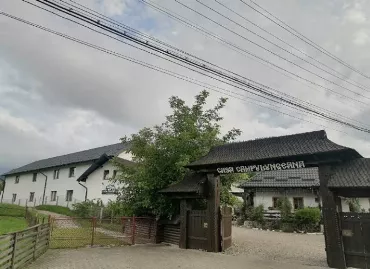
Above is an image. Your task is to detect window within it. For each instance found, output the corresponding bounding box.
[32,173,37,182]
[112,170,117,179]
[15,176,20,184]
[293,197,304,210]
[66,190,73,202]
[272,197,280,209]
[12,194,17,203]
[103,170,109,180]
[69,167,76,178]
[51,191,57,202]
[53,169,59,179]
[29,192,35,202]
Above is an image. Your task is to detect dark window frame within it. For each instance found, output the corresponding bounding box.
[69,167,76,178]
[51,191,57,202]
[53,169,60,179]
[66,190,73,202]
[12,193,17,203]
[272,197,280,209]
[103,170,109,180]
[112,170,117,179]
[29,192,35,202]
[15,176,20,184]
[293,197,304,210]
[32,173,37,182]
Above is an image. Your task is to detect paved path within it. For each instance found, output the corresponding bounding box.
[37,211,80,228]
[26,245,327,269]
[226,226,326,267]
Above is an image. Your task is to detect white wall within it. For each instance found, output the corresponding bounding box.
[3,163,91,207]
[254,190,319,210]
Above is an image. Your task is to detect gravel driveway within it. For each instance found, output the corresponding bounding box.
[225,226,327,267]
[26,245,327,269]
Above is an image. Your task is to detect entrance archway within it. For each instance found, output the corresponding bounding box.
[180,130,368,269]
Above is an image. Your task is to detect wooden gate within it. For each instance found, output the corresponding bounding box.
[187,210,208,250]
[221,207,232,250]
[340,212,370,269]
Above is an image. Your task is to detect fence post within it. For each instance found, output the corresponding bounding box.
[91,217,96,246]
[33,226,40,260]
[11,232,18,269]
[131,216,136,245]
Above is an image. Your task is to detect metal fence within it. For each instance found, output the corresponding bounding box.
[49,216,157,248]
[0,223,50,269]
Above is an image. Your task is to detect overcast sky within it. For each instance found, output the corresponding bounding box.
[1,0,370,174]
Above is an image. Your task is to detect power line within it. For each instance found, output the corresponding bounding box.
[138,0,369,109]
[241,0,370,81]
[175,0,370,100]
[211,0,370,92]
[17,1,370,133]
[0,10,349,134]
[50,0,370,128]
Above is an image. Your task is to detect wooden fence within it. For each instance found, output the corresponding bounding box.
[0,223,50,269]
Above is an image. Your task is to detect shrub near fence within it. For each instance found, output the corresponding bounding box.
[0,223,50,269]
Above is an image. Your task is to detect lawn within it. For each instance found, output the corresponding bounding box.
[0,216,28,235]
[0,204,27,217]
[50,227,128,248]
[35,205,76,216]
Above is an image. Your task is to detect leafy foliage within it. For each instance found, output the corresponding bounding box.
[278,197,293,222]
[114,90,241,217]
[104,200,134,218]
[72,200,102,218]
[294,207,321,232]
[250,204,265,224]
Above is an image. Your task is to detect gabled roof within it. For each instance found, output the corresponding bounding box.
[239,168,319,188]
[159,172,207,195]
[328,158,370,188]
[186,130,361,169]
[3,143,129,176]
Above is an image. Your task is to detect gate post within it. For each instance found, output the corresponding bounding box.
[206,173,220,252]
[179,199,188,249]
[319,165,346,269]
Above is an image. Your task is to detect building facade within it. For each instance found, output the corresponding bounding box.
[239,168,370,213]
[1,143,133,207]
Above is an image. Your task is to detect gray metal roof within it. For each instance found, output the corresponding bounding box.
[187,130,361,168]
[160,172,207,194]
[328,158,370,188]
[3,143,129,176]
[238,168,320,188]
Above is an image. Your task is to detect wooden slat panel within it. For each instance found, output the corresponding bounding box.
[0,240,14,252]
[14,247,34,263]
[16,238,36,249]
[0,235,13,244]
[14,252,34,269]
[0,247,13,260]
[0,253,12,267]
[0,260,11,269]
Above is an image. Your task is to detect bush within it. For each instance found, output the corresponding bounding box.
[278,197,292,222]
[72,200,102,218]
[104,200,133,218]
[35,205,76,216]
[250,204,264,224]
[294,207,321,232]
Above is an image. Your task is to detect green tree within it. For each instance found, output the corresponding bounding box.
[114,90,241,217]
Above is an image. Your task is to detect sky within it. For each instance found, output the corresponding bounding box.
[1,0,370,174]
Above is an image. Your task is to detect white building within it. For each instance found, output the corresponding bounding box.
[1,143,133,207]
[238,168,370,213]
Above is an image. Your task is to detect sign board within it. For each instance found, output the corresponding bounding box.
[342,229,353,237]
[216,161,305,174]
[102,184,119,195]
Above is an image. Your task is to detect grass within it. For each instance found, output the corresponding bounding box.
[49,228,128,248]
[0,204,27,217]
[0,216,28,235]
[35,205,76,216]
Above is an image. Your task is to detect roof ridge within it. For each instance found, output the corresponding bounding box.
[25,143,124,164]
[213,130,326,148]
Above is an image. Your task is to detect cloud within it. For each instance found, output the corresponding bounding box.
[1,0,370,173]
